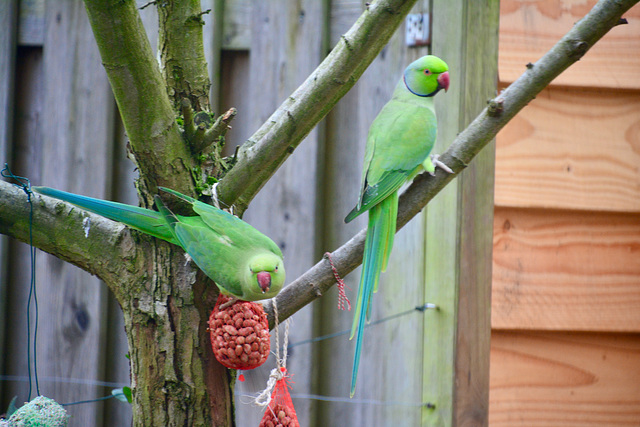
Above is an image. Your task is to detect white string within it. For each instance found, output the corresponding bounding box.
[210,182,221,209]
[252,299,290,408]
[210,182,235,215]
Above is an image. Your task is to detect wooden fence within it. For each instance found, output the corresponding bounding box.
[0,0,499,426]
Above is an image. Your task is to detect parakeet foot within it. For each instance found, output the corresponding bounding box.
[429,154,454,176]
[219,296,240,309]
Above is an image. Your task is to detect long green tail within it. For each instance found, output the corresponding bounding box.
[350,192,398,397]
[33,186,176,243]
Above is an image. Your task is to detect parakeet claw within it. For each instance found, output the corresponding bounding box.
[219,296,240,310]
[429,154,454,176]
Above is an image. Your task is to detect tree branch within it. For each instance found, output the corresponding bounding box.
[216,0,420,216]
[83,0,195,201]
[264,0,640,327]
[157,0,211,111]
[0,180,141,302]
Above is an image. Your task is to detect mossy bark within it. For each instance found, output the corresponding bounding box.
[83,0,196,203]
[82,1,230,425]
[157,0,211,111]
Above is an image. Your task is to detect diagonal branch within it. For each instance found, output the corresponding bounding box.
[263,0,640,327]
[216,0,420,216]
[83,0,195,201]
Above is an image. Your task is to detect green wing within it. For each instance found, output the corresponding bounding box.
[154,195,247,297]
[155,189,284,299]
[345,100,437,222]
[159,187,282,257]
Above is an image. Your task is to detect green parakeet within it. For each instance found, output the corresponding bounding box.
[33,186,285,301]
[345,55,450,396]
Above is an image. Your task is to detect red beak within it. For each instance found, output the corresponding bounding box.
[256,272,271,293]
[437,71,450,92]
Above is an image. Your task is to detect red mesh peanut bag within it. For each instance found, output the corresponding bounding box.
[259,368,299,427]
[209,294,270,370]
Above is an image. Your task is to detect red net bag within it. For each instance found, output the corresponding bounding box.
[208,294,270,370]
[259,368,299,427]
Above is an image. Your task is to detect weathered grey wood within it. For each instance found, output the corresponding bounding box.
[1,1,495,424]
[0,0,18,406]
[26,2,114,425]
[219,50,251,154]
[3,43,44,411]
[422,1,499,426]
[316,1,434,425]
[201,0,224,110]
[221,0,251,50]
[102,118,136,427]
[17,0,44,46]
[136,0,159,50]
[232,1,328,425]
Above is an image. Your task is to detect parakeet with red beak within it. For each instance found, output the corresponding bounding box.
[344,55,450,396]
[33,186,285,301]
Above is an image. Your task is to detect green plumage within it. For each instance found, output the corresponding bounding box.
[345,55,449,396]
[33,186,285,301]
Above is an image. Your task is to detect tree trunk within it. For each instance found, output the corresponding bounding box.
[120,244,232,426]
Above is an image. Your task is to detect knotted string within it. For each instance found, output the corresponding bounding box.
[210,182,235,216]
[325,252,351,311]
[253,299,290,408]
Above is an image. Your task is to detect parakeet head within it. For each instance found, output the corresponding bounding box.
[247,253,286,299]
[403,55,449,97]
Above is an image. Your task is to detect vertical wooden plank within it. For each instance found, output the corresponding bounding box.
[201,0,223,109]
[425,1,499,426]
[0,0,18,405]
[31,2,114,425]
[317,2,437,426]
[221,0,251,50]
[233,1,328,426]
[103,116,136,427]
[136,0,159,51]
[17,0,45,46]
[219,50,251,154]
[3,45,44,410]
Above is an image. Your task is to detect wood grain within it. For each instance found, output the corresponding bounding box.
[17,0,44,46]
[499,0,640,89]
[315,2,438,426]
[233,1,327,425]
[35,2,112,425]
[494,87,640,213]
[221,0,251,50]
[425,1,499,426]
[490,331,640,427]
[493,207,640,332]
[0,0,17,405]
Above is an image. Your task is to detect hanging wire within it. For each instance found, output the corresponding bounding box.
[1,163,40,399]
[238,302,438,408]
[60,395,116,407]
[287,303,437,350]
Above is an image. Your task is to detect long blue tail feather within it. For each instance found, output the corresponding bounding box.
[33,186,176,243]
[350,194,396,397]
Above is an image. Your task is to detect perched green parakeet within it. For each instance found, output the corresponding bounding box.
[345,55,450,396]
[33,186,285,301]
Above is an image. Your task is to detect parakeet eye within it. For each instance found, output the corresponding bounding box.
[275,266,278,272]
[423,69,431,75]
